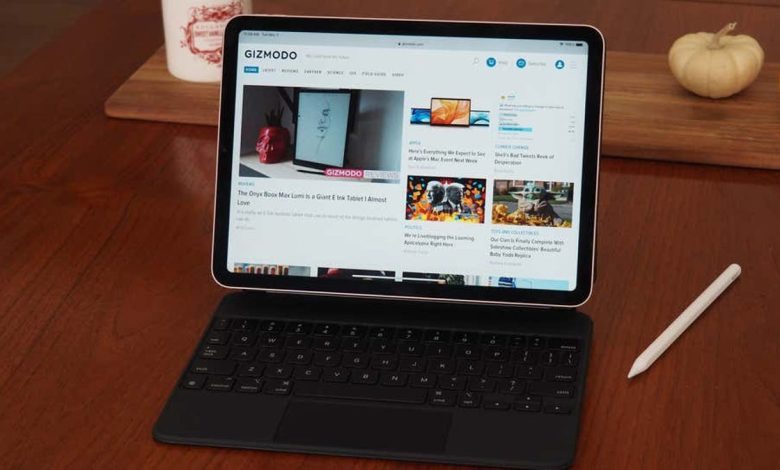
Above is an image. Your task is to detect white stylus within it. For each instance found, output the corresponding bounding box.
[627,263,742,379]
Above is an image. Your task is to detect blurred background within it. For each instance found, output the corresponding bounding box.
[2,0,779,77]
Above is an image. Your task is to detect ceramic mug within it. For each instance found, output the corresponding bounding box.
[161,0,252,82]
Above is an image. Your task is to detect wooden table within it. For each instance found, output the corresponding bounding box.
[1,1,778,468]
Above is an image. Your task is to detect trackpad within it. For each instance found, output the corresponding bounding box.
[275,401,451,454]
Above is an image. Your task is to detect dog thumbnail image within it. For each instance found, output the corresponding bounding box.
[405,176,486,223]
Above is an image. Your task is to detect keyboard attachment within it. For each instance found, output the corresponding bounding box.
[180,317,582,414]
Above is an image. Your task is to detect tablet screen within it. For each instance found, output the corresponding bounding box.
[219,20,600,305]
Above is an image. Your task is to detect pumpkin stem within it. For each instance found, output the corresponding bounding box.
[708,22,737,49]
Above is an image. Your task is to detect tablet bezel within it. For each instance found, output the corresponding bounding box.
[213,15,604,308]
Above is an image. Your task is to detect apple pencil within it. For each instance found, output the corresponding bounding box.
[627,263,742,379]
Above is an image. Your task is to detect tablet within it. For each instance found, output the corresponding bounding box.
[213,16,604,307]
[293,89,352,170]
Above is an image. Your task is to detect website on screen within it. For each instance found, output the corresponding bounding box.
[226,30,589,291]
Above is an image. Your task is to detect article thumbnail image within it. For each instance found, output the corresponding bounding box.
[238,85,403,183]
[431,98,470,126]
[406,176,486,223]
[233,264,312,275]
[317,268,395,281]
[402,272,481,286]
[492,180,573,228]
[408,99,489,128]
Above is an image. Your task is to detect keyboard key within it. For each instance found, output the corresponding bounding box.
[545,367,577,382]
[181,374,206,389]
[285,335,311,350]
[487,363,513,378]
[204,330,230,345]
[428,359,455,374]
[515,401,541,412]
[294,366,322,381]
[236,377,263,393]
[341,325,365,338]
[206,376,234,392]
[516,394,542,404]
[231,332,257,347]
[410,373,436,388]
[452,331,478,344]
[313,337,340,351]
[258,333,284,348]
[528,336,545,349]
[190,359,235,376]
[424,330,450,342]
[483,396,511,410]
[515,365,543,380]
[314,352,342,367]
[544,400,573,414]
[562,351,579,367]
[341,339,367,352]
[322,367,350,383]
[286,322,312,335]
[265,365,293,379]
[512,349,538,364]
[398,341,423,356]
[212,318,231,330]
[481,334,507,346]
[527,382,575,399]
[425,344,452,358]
[484,347,509,362]
[314,323,340,336]
[231,319,257,331]
[370,339,396,354]
[399,357,426,372]
[342,352,368,368]
[458,391,481,408]
[509,335,526,347]
[468,377,495,392]
[458,360,484,376]
[430,389,456,406]
[497,378,525,394]
[455,344,481,359]
[539,350,558,366]
[351,370,379,385]
[371,355,397,370]
[237,363,264,377]
[380,372,407,386]
[198,345,229,360]
[368,327,394,339]
[295,382,426,404]
[398,328,422,341]
[264,379,292,395]
[260,320,285,333]
[547,338,579,351]
[257,348,284,363]
[230,347,256,361]
[438,375,467,391]
[286,351,312,365]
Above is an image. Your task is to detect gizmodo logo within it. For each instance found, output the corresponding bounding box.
[244,50,298,60]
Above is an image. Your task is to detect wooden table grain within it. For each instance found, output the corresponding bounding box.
[0,1,778,469]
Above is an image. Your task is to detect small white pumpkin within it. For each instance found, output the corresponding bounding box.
[668,22,764,99]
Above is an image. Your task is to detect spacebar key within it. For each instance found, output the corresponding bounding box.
[295,382,427,404]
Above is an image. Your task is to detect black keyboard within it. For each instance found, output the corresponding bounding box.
[180,317,581,414]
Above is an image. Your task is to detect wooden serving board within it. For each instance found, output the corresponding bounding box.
[105,47,780,169]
